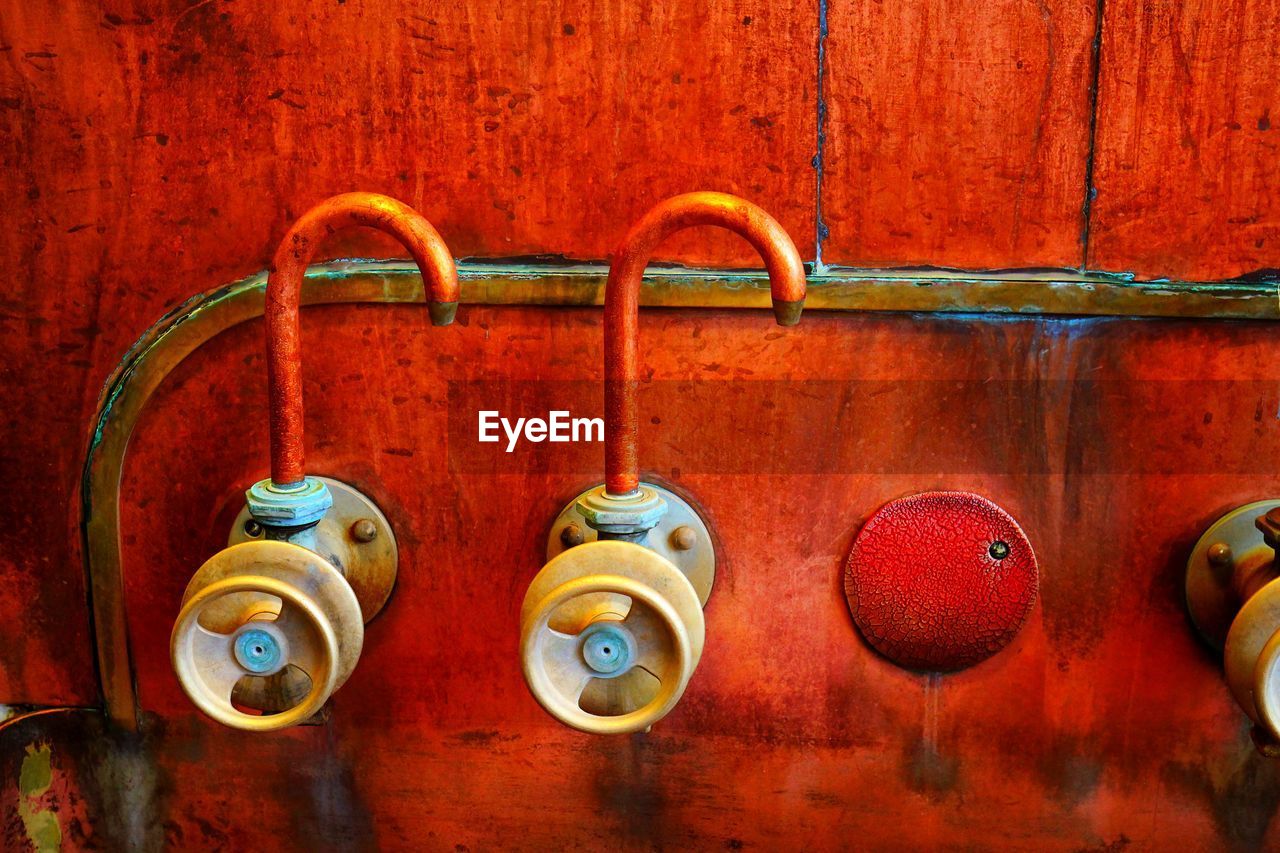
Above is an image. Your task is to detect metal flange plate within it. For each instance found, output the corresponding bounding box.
[230,476,398,623]
[1186,499,1280,650]
[546,482,716,607]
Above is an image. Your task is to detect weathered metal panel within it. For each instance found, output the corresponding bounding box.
[70,302,1280,849]
[821,0,1098,269]
[0,0,817,706]
[1089,0,1280,280]
[3,0,1280,844]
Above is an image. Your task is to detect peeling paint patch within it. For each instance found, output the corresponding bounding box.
[17,743,61,852]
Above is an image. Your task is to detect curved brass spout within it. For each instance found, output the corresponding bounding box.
[266,192,458,488]
[603,192,806,497]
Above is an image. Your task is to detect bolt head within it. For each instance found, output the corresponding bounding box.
[560,523,585,548]
[1207,542,1234,568]
[233,626,285,675]
[578,622,636,678]
[670,526,697,551]
[350,518,378,543]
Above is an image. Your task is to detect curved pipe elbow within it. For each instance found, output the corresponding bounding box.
[604,192,807,497]
[266,192,459,487]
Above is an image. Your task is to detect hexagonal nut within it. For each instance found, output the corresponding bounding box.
[576,485,668,533]
[1258,510,1280,550]
[246,477,334,528]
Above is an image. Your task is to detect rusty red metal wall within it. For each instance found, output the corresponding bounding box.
[4,307,1280,848]
[1088,0,1280,280]
[3,0,1278,705]
[0,0,817,706]
[3,0,1280,847]
[822,0,1097,269]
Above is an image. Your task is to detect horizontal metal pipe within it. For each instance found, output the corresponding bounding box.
[603,193,807,496]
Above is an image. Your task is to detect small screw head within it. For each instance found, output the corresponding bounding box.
[989,540,1010,560]
[350,518,378,543]
[560,523,585,548]
[243,519,263,538]
[671,526,697,552]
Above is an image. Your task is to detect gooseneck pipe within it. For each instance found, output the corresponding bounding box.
[266,193,459,487]
[603,192,807,497]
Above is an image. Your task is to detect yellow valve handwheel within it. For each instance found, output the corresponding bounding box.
[520,540,705,734]
[171,540,363,731]
[1255,630,1280,739]
[1227,577,1280,735]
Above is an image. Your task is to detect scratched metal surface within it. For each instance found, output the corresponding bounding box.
[1088,0,1280,280]
[4,0,1279,708]
[821,0,1098,270]
[3,0,1280,845]
[0,0,816,706]
[4,305,1262,849]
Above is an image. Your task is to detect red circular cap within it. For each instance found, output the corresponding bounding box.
[844,491,1038,671]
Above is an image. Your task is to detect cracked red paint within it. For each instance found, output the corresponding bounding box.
[845,491,1039,671]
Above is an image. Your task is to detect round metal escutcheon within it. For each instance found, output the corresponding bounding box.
[230,476,397,623]
[1185,499,1280,651]
[546,482,715,607]
[844,491,1039,672]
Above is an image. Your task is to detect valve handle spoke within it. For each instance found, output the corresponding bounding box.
[604,666,660,715]
[622,599,674,679]
[273,601,324,679]
[542,628,595,703]
[193,625,245,702]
